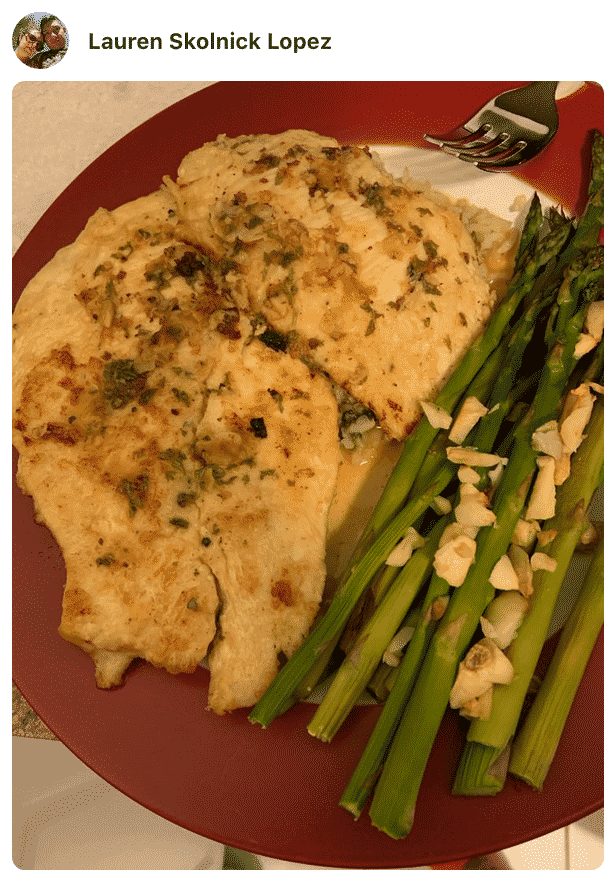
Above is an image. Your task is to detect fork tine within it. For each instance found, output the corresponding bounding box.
[443,132,511,158]
[473,140,528,166]
[455,140,528,171]
[424,124,491,149]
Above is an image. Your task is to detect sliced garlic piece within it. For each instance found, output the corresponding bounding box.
[447,447,506,468]
[433,535,476,586]
[459,686,493,720]
[346,413,377,434]
[507,544,534,597]
[449,397,488,444]
[536,528,557,547]
[511,518,541,550]
[459,483,489,502]
[385,527,425,566]
[439,522,480,547]
[489,554,520,591]
[531,552,558,572]
[455,491,497,527]
[457,466,480,484]
[449,638,513,709]
[526,455,557,520]
[419,400,453,430]
[579,520,600,548]
[584,300,604,339]
[531,420,564,461]
[482,590,529,648]
[559,384,596,454]
[554,452,571,485]
[574,332,599,358]
[480,616,499,641]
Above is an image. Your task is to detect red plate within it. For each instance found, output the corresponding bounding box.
[13,82,603,868]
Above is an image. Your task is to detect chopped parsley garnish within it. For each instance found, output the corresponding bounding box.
[103,359,148,409]
[138,387,157,405]
[358,178,392,217]
[119,474,149,517]
[172,387,191,407]
[259,327,288,352]
[177,491,197,507]
[169,517,190,528]
[254,153,281,169]
[160,448,187,475]
[268,388,284,412]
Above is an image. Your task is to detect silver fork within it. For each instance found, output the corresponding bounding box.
[424,82,560,172]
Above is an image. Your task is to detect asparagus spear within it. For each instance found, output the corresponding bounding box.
[367,292,599,838]
[566,130,604,256]
[338,297,556,814]
[509,536,604,790]
[307,517,448,742]
[453,396,604,794]
[339,566,451,817]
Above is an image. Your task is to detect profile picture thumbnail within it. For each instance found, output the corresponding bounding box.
[13,12,68,68]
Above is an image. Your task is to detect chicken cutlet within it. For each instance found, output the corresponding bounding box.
[13,187,340,711]
[170,130,503,440]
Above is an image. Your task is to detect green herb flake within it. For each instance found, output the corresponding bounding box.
[172,387,191,407]
[112,243,134,261]
[424,240,439,259]
[103,359,148,409]
[254,153,281,169]
[357,178,392,217]
[138,387,157,406]
[260,468,278,480]
[169,517,190,528]
[246,214,264,229]
[160,448,187,475]
[259,328,288,352]
[268,388,284,412]
[119,474,149,517]
[177,491,198,507]
[186,597,199,611]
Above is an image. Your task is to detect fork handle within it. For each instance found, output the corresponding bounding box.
[494,82,559,127]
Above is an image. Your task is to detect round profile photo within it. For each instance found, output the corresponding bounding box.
[13,12,68,68]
